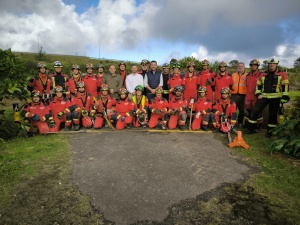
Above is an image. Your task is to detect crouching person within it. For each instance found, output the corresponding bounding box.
[211,87,236,133]
[168,86,188,130]
[21,90,50,136]
[132,85,149,127]
[48,86,73,132]
[70,81,93,131]
[190,86,212,131]
[111,88,135,130]
[148,87,169,130]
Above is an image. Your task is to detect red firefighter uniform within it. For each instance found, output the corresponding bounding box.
[167,74,185,100]
[148,93,169,129]
[68,76,82,96]
[70,92,93,128]
[82,74,101,98]
[197,69,215,101]
[112,97,135,130]
[27,72,51,95]
[182,71,198,103]
[132,95,149,127]
[190,97,212,131]
[168,95,188,130]
[21,101,50,134]
[92,95,116,129]
[213,72,233,101]
[48,96,72,132]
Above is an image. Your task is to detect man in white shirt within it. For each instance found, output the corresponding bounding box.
[125,64,144,100]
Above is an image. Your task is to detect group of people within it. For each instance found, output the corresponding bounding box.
[22,58,289,138]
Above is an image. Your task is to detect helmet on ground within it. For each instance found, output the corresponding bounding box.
[141,59,150,65]
[96,63,104,69]
[174,85,184,93]
[119,87,128,95]
[172,62,181,69]
[186,62,195,68]
[77,81,85,88]
[249,59,260,66]
[71,64,80,70]
[162,63,170,69]
[135,85,144,91]
[37,62,47,69]
[101,84,109,91]
[218,61,227,67]
[202,59,210,66]
[155,87,164,94]
[53,61,63,68]
[85,63,94,70]
[267,58,279,64]
[198,86,207,93]
[55,86,64,93]
[118,61,126,67]
[220,87,230,94]
[31,90,42,97]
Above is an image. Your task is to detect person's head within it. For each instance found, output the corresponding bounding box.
[220,87,230,100]
[131,64,138,73]
[119,87,128,100]
[172,62,180,74]
[31,90,42,103]
[174,85,184,98]
[55,86,63,98]
[186,62,195,73]
[37,62,47,74]
[155,87,163,98]
[218,61,227,73]
[71,64,80,75]
[97,64,104,73]
[162,63,170,74]
[202,59,209,70]
[53,61,63,73]
[198,86,207,98]
[268,58,279,72]
[150,60,158,71]
[119,61,126,71]
[141,59,149,71]
[109,65,116,74]
[249,59,260,72]
[135,85,144,96]
[237,62,245,73]
[85,63,94,75]
[77,81,86,93]
[101,84,109,96]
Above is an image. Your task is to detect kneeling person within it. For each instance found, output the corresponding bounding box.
[132,85,149,127]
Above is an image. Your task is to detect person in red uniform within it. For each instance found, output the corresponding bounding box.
[21,90,50,136]
[132,85,149,127]
[82,63,100,98]
[48,86,72,132]
[168,86,188,130]
[168,62,185,100]
[96,64,105,88]
[190,86,212,131]
[244,59,264,130]
[67,64,82,96]
[70,81,93,130]
[183,62,198,104]
[119,61,127,86]
[27,62,51,98]
[91,84,116,129]
[48,61,69,95]
[213,61,233,101]
[111,88,135,130]
[197,59,215,102]
[148,87,169,130]
[211,87,237,132]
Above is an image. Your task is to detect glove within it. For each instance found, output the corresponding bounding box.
[82,110,88,117]
[32,114,40,121]
[120,116,126,122]
[155,109,162,114]
[195,112,201,119]
[171,108,178,115]
[189,99,194,104]
[57,111,64,119]
[281,95,290,103]
[49,120,55,128]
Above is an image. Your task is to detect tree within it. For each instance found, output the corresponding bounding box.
[261,60,268,71]
[229,60,239,68]
[293,57,300,68]
[179,56,201,71]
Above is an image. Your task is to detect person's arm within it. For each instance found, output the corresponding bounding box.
[158,73,163,88]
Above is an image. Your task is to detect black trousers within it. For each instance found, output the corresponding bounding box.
[231,94,245,124]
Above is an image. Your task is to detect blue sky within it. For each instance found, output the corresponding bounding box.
[1,0,300,67]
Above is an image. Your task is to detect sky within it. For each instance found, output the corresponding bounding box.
[1,0,300,68]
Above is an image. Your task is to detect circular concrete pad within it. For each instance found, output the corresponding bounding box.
[70,132,250,225]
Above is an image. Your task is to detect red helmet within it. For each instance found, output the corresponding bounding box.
[96,63,104,69]
[220,87,230,94]
[71,64,80,70]
[101,84,109,91]
[201,59,209,66]
[119,87,128,95]
[186,62,195,68]
[77,81,85,88]
[55,86,64,93]
[218,61,227,67]
[31,90,42,97]
[198,86,207,93]
[85,63,94,70]
[155,87,164,94]
[37,62,47,69]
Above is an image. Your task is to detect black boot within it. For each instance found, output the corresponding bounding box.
[74,124,80,131]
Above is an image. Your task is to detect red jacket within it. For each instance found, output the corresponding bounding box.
[27,73,51,94]
[182,72,198,100]
[93,95,116,112]
[21,101,50,121]
[191,97,212,114]
[245,70,263,101]
[71,92,93,113]
[48,96,72,117]
[167,74,185,91]
[213,72,233,100]
[198,69,215,87]
[67,76,82,95]
[82,74,100,98]
[212,98,237,124]
[168,96,187,112]
[114,98,135,116]
[149,97,169,112]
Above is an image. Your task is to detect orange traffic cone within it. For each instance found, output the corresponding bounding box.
[228,131,250,149]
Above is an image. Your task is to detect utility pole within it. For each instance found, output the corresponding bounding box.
[98,39,101,59]
[37,34,40,53]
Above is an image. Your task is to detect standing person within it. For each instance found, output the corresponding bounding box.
[96,63,105,87]
[148,87,169,130]
[167,86,188,130]
[102,64,123,100]
[247,59,289,137]
[111,88,135,130]
[49,61,69,94]
[118,61,127,85]
[125,64,144,100]
[144,60,163,101]
[213,61,233,101]
[48,86,72,132]
[244,59,264,130]
[82,63,100,98]
[197,59,215,102]
[231,62,247,128]
[21,90,50,136]
[132,85,149,127]
[138,59,149,78]
[183,61,198,104]
[27,62,51,97]
[161,63,171,100]
[167,62,185,100]
[190,86,212,131]
[68,64,82,96]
